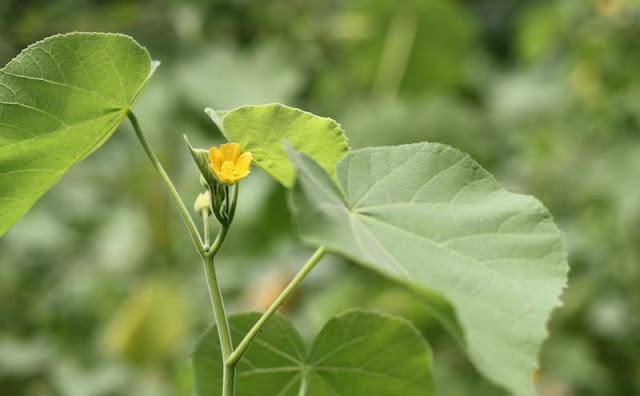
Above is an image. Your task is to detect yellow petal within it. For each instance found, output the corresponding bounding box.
[233,170,249,180]
[220,142,241,162]
[211,167,224,181]
[208,147,222,171]
[235,152,252,175]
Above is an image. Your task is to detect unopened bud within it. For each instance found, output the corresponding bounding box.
[193,190,211,215]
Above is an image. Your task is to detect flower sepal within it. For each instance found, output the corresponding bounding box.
[184,135,218,189]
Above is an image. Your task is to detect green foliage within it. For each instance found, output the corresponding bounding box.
[193,310,434,396]
[287,144,568,396]
[332,0,475,95]
[0,32,155,237]
[206,104,349,187]
[2,1,639,395]
[101,279,189,364]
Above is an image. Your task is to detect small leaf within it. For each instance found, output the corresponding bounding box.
[287,144,569,396]
[0,33,156,236]
[205,104,349,188]
[192,310,433,396]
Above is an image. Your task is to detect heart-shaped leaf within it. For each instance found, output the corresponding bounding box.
[0,33,156,236]
[193,310,433,396]
[205,104,349,188]
[287,144,568,396]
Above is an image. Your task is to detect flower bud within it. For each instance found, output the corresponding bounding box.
[193,190,211,215]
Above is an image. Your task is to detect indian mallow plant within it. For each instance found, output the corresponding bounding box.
[0,33,568,396]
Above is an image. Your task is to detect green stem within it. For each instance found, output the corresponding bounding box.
[223,365,236,396]
[127,111,204,255]
[229,184,239,223]
[208,224,229,258]
[129,112,239,394]
[202,251,235,396]
[227,246,327,366]
[225,185,231,219]
[202,210,210,250]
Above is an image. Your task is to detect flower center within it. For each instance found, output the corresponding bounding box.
[221,161,236,175]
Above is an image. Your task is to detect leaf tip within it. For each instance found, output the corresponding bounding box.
[204,107,226,133]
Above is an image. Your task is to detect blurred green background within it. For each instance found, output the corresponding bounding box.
[1,0,639,395]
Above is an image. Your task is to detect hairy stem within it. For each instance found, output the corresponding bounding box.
[227,246,327,366]
[127,111,204,254]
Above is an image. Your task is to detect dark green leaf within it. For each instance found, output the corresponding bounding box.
[193,310,434,396]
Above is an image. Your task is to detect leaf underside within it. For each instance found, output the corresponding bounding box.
[288,143,568,396]
[193,310,434,396]
[0,32,155,236]
[205,104,349,188]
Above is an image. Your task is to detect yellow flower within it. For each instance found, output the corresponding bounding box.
[208,143,252,185]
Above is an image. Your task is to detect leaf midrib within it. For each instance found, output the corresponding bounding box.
[354,212,531,295]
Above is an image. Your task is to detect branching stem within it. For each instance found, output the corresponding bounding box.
[129,113,325,395]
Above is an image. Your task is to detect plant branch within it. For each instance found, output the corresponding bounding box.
[129,112,243,395]
[227,246,327,366]
[127,111,204,255]
[202,251,235,396]
[208,224,229,258]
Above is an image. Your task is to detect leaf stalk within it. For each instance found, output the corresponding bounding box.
[127,111,205,255]
[227,246,326,366]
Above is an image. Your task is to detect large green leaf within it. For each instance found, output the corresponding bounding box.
[0,33,156,236]
[205,104,349,188]
[193,310,433,396]
[287,144,568,396]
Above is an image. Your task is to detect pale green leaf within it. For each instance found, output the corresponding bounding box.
[205,104,349,187]
[0,32,156,236]
[193,310,433,396]
[288,143,568,396]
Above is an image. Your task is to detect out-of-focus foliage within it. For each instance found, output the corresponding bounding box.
[1,0,639,395]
